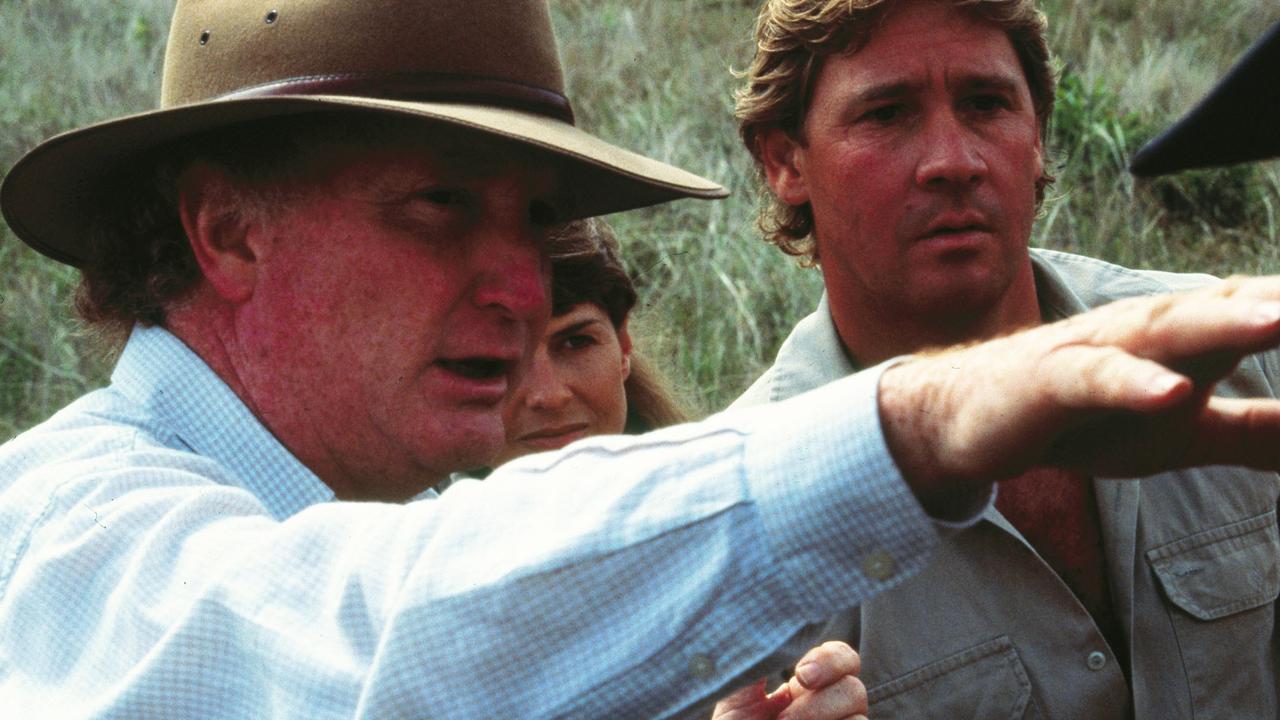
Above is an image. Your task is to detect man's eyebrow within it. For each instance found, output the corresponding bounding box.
[849,80,919,105]
[952,72,1024,95]
[847,72,1025,106]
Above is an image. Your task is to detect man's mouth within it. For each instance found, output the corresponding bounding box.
[922,211,990,239]
[437,357,511,380]
[927,225,980,238]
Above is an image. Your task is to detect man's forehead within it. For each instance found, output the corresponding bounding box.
[834,5,1023,90]
[299,121,565,189]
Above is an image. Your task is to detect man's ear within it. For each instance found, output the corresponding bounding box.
[176,163,264,304]
[1033,125,1046,183]
[758,127,810,206]
[617,318,633,380]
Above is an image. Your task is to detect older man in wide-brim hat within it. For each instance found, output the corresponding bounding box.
[0,0,735,500]
[0,1,888,717]
[10,1,1280,718]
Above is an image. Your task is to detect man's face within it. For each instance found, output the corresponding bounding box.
[765,0,1044,333]
[232,130,565,498]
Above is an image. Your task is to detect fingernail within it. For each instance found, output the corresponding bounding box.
[796,660,822,687]
[1148,372,1184,396]
[1254,302,1280,326]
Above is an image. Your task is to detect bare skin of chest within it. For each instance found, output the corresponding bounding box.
[995,467,1127,668]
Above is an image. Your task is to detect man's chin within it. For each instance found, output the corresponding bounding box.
[412,414,506,476]
[907,281,1011,329]
[913,272,1003,306]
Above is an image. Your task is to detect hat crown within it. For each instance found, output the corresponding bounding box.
[161,0,566,108]
[2,0,724,268]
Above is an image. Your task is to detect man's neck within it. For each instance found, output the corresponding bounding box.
[829,263,1042,367]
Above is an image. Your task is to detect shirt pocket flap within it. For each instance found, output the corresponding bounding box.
[868,636,1034,719]
[1146,509,1280,621]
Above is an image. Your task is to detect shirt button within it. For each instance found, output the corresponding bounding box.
[1086,651,1107,671]
[862,551,896,581]
[689,653,716,680]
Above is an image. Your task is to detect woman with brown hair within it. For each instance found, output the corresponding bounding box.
[494,217,688,465]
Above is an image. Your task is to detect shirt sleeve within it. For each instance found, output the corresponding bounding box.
[0,364,938,719]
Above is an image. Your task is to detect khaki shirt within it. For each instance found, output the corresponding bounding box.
[734,249,1280,719]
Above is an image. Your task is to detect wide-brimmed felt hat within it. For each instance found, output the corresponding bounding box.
[1130,20,1280,176]
[1,0,728,267]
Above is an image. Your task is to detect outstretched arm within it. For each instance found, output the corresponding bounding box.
[881,275,1280,516]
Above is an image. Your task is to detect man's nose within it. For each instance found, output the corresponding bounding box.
[471,226,550,320]
[914,110,988,189]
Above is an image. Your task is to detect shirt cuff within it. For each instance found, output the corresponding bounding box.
[736,361,940,621]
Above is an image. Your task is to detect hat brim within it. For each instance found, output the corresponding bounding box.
[1129,21,1280,176]
[2,95,728,266]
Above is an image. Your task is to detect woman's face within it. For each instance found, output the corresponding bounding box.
[497,302,631,464]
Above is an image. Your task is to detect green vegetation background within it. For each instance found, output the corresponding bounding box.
[3,0,1280,438]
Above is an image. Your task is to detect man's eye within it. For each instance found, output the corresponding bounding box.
[420,189,466,205]
[968,94,1009,113]
[530,199,563,227]
[862,105,902,124]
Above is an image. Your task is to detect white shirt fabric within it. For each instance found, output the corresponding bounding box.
[0,325,942,719]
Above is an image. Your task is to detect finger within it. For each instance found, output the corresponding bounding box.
[779,675,867,720]
[1082,287,1280,364]
[794,641,861,689]
[1198,274,1280,304]
[1184,396,1280,469]
[1046,392,1280,477]
[766,681,793,703]
[1040,344,1192,413]
[712,678,791,719]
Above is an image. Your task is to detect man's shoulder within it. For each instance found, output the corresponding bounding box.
[1031,248,1221,310]
[0,387,236,588]
[0,385,215,493]
[732,294,852,409]
[733,364,780,409]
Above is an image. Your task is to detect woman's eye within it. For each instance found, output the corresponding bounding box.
[560,334,598,351]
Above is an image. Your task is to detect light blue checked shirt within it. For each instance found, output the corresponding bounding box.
[0,325,939,718]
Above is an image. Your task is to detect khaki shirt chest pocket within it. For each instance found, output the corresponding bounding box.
[1147,508,1280,716]
[866,636,1042,720]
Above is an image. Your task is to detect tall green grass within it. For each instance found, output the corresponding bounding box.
[3,0,1279,436]
[1036,0,1280,274]
[0,0,171,436]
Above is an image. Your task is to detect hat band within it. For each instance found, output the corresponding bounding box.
[217,72,576,124]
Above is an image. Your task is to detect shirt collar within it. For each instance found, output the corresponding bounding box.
[765,292,860,403]
[110,325,335,519]
[1029,248,1091,323]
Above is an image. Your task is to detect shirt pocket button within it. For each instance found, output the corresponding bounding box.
[1086,651,1107,671]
